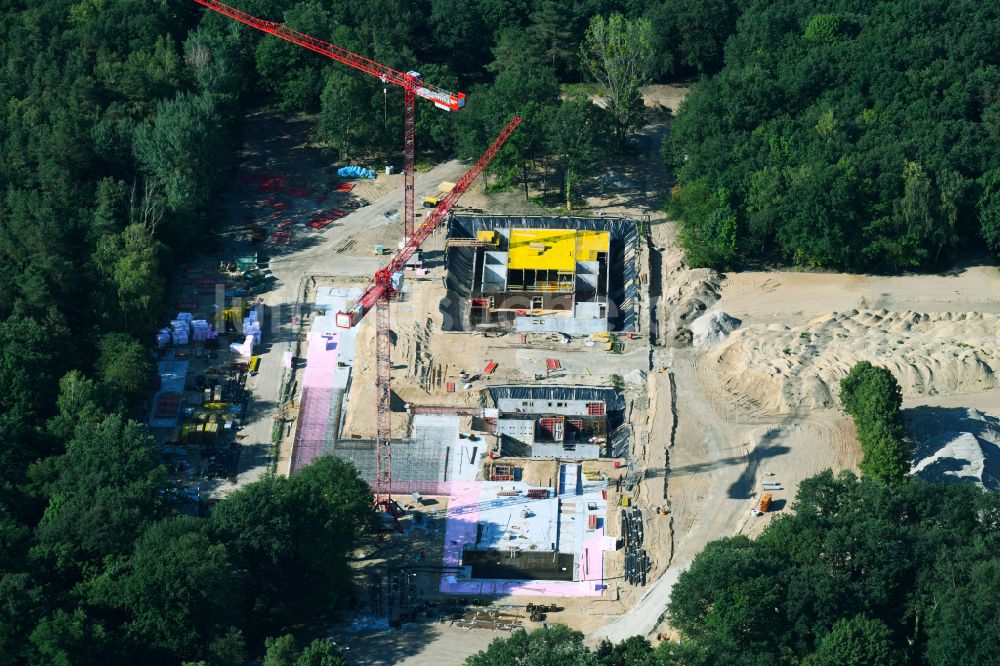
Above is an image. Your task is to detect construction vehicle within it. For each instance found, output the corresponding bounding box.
[752,492,772,516]
[422,196,440,208]
[234,254,258,272]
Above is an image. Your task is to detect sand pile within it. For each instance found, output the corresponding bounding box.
[690,311,741,348]
[704,309,1000,413]
[656,244,721,345]
[906,407,1000,492]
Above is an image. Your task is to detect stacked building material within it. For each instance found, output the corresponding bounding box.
[191,320,213,342]
[621,506,649,586]
[156,328,171,347]
[170,319,190,345]
[229,334,254,357]
[242,307,262,344]
[337,165,375,179]
[154,393,182,420]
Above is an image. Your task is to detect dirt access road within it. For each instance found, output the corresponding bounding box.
[592,346,856,643]
[207,111,471,493]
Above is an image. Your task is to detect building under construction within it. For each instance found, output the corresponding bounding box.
[328,414,481,496]
[442,216,640,335]
[490,386,627,459]
[440,463,612,598]
[494,397,607,458]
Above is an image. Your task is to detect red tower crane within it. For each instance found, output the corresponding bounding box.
[192,0,466,243]
[192,0,522,515]
[338,116,521,517]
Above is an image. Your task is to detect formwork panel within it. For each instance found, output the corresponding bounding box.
[574,230,610,261]
[508,229,578,271]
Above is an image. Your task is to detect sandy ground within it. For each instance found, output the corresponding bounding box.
[706,309,1000,414]
[717,267,1000,321]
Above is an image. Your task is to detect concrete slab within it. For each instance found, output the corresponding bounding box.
[439,464,611,598]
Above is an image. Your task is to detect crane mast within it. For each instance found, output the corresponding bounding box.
[346,116,522,517]
[193,0,465,243]
[192,0,522,517]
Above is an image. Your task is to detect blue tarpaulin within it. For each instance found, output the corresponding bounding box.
[337,165,376,180]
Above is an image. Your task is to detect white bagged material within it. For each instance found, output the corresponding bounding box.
[228,335,254,357]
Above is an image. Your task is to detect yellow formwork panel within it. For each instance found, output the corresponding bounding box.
[477,230,499,246]
[575,230,609,261]
[508,229,579,271]
[507,229,610,270]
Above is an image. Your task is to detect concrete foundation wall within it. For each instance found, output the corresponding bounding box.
[496,418,535,445]
[574,302,605,319]
[497,398,602,415]
[482,251,508,293]
[491,292,574,311]
[531,442,602,458]
[515,316,607,335]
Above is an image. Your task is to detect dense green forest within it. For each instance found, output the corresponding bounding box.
[4,0,998,663]
[466,472,1000,665]
[667,0,1000,271]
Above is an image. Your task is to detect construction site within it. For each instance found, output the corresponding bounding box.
[150,2,1000,662]
[149,4,793,654]
[441,216,639,335]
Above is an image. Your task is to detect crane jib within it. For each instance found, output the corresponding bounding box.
[335,115,523,329]
[193,0,465,109]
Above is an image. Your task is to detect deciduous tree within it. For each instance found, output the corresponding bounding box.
[466,625,596,665]
[580,13,653,147]
[34,414,168,571]
[89,516,242,664]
